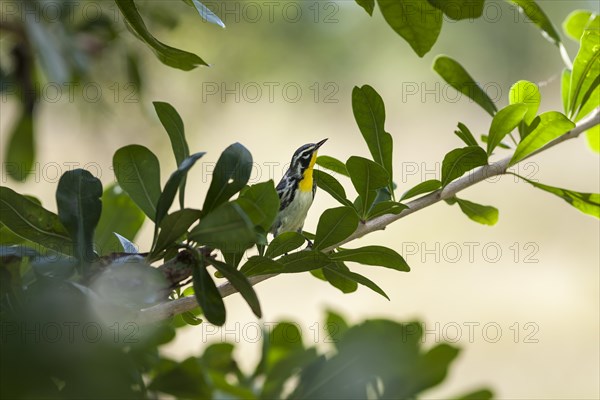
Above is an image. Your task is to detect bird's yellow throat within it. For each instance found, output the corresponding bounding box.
[298,152,318,192]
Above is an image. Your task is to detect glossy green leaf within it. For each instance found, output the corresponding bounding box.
[487,103,528,154]
[316,155,349,177]
[115,0,207,70]
[563,10,595,41]
[189,202,255,252]
[95,184,145,255]
[113,145,161,221]
[561,68,571,114]
[377,0,442,57]
[0,186,71,252]
[190,0,225,28]
[506,0,562,46]
[509,80,541,125]
[235,181,279,231]
[346,156,390,218]
[56,169,102,263]
[156,152,205,227]
[279,251,332,273]
[454,122,478,147]
[515,175,599,218]
[4,112,34,182]
[448,197,499,225]
[352,85,394,197]
[202,143,253,216]
[428,0,485,20]
[153,102,190,208]
[576,75,600,122]
[510,112,575,165]
[153,209,201,255]
[314,207,360,250]
[401,179,442,201]
[367,201,408,219]
[314,170,352,207]
[322,263,358,293]
[240,256,284,277]
[265,231,306,259]
[568,25,600,117]
[355,0,375,15]
[441,146,488,187]
[192,256,226,326]
[211,259,261,318]
[586,124,600,153]
[323,264,389,299]
[331,246,410,272]
[433,56,497,116]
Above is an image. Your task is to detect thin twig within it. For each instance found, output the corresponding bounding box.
[136,107,600,325]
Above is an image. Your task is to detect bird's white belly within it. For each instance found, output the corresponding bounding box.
[275,190,314,234]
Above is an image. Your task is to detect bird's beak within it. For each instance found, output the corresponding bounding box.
[315,138,328,149]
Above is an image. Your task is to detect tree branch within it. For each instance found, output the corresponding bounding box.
[136,107,600,325]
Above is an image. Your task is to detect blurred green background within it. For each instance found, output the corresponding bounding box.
[1,0,599,398]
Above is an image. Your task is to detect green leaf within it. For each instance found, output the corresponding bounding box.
[367,201,407,219]
[322,263,358,294]
[569,27,600,117]
[561,68,571,115]
[351,85,394,197]
[331,246,410,272]
[316,156,349,177]
[113,145,161,221]
[210,259,261,318]
[325,310,349,344]
[586,124,600,153]
[323,264,389,299]
[509,80,541,125]
[202,143,253,216]
[441,146,488,187]
[235,181,280,231]
[95,184,145,255]
[428,0,485,20]
[346,156,390,218]
[510,112,575,165]
[192,256,226,326]
[189,202,255,252]
[401,179,441,201]
[454,122,478,147]
[377,0,442,57]
[448,197,499,225]
[155,152,205,227]
[487,103,528,154]
[279,251,332,273]
[265,231,306,259]
[56,169,103,263]
[149,358,211,399]
[314,207,360,251]
[563,10,595,41]
[433,56,498,116]
[314,170,352,207]
[240,256,284,277]
[576,75,600,121]
[506,0,562,46]
[455,389,494,400]
[190,0,225,28]
[153,209,201,255]
[115,0,207,70]
[153,102,190,208]
[515,175,599,218]
[4,112,34,182]
[481,135,511,149]
[355,0,375,15]
[0,186,71,252]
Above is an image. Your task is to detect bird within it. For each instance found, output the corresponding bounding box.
[271,138,328,237]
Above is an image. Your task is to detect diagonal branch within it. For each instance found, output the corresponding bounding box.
[136,107,600,325]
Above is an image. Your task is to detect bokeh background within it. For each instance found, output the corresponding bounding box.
[1,0,599,398]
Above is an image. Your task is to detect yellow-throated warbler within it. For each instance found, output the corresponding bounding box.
[271,138,328,236]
